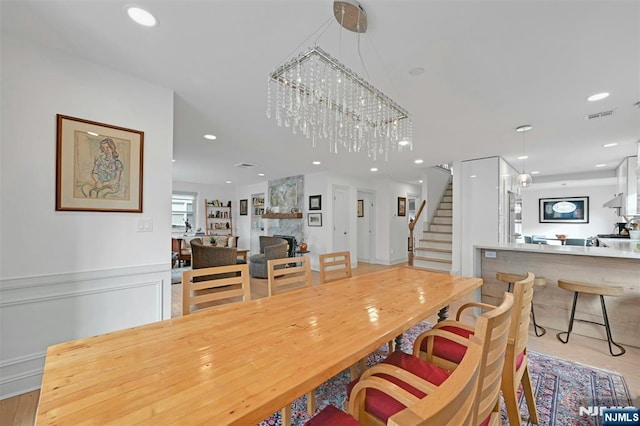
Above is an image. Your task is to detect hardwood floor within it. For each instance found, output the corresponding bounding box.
[2,262,638,425]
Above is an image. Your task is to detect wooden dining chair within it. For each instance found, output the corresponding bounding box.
[345,292,514,426]
[267,256,315,425]
[319,251,352,283]
[414,272,538,426]
[267,256,313,296]
[182,263,250,315]
[306,335,484,426]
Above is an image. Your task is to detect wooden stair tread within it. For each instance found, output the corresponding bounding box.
[414,247,452,253]
[413,256,452,264]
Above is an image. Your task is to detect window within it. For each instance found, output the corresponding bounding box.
[172,193,196,232]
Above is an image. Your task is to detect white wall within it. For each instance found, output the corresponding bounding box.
[0,36,173,398]
[521,182,618,238]
[459,157,501,276]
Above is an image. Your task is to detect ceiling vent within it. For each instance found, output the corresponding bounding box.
[234,162,256,168]
[585,110,614,120]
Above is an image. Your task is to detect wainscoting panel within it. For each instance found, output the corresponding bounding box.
[0,264,170,399]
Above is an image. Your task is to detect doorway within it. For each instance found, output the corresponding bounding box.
[332,185,350,253]
[357,190,376,263]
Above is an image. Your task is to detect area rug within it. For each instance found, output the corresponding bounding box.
[171,266,190,285]
[257,321,633,426]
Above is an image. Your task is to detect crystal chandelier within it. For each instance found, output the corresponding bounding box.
[515,124,533,188]
[267,0,413,161]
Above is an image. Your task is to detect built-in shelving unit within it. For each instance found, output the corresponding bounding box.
[205,199,232,235]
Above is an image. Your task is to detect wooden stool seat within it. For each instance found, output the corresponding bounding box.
[557,280,624,297]
[496,271,546,336]
[556,279,625,356]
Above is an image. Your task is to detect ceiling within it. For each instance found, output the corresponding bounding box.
[2,1,639,187]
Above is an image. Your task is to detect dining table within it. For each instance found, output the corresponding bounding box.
[36,266,482,425]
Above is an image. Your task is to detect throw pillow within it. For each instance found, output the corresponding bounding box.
[216,236,229,247]
[227,236,237,248]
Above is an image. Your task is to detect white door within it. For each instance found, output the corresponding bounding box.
[332,185,349,252]
[357,190,376,262]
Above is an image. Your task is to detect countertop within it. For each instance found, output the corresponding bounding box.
[475,242,640,259]
[598,238,640,251]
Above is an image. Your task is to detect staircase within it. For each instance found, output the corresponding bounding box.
[413,181,452,273]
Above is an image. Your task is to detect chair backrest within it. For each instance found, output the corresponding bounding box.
[319,251,352,283]
[470,291,514,425]
[564,238,586,246]
[524,236,532,244]
[267,256,312,296]
[190,239,238,269]
[388,337,483,426]
[259,236,288,254]
[531,235,547,244]
[508,272,535,366]
[182,263,250,314]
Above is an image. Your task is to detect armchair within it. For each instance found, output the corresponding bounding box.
[249,236,288,278]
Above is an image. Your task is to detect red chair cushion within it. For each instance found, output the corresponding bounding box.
[419,324,474,364]
[346,350,451,422]
[305,405,362,425]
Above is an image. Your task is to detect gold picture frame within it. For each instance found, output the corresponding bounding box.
[56,114,144,212]
[397,197,407,217]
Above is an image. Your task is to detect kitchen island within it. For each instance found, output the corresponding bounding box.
[474,243,640,348]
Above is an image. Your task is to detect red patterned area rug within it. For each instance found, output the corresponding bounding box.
[257,321,633,426]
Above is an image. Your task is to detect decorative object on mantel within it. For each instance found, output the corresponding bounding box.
[56,114,144,212]
[266,0,412,161]
[515,124,533,188]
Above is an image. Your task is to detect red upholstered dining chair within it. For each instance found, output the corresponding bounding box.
[414,272,538,426]
[306,334,485,426]
[339,291,513,426]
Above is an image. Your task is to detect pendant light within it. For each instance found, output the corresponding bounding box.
[516,125,533,187]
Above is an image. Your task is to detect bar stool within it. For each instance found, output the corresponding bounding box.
[496,272,547,336]
[556,279,625,356]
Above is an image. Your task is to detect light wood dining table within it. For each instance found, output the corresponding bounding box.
[36,267,482,425]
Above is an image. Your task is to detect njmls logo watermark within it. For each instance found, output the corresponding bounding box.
[578,406,640,425]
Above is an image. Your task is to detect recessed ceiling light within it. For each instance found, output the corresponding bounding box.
[172,159,175,162]
[225,180,232,184]
[470,175,477,178]
[515,125,533,133]
[602,142,618,148]
[87,131,99,137]
[204,134,217,140]
[370,167,378,172]
[398,140,410,146]
[517,155,529,160]
[409,67,425,76]
[414,159,424,164]
[127,7,157,27]
[258,173,265,177]
[635,101,640,108]
[312,161,321,165]
[587,92,609,102]
[531,171,540,175]
[418,179,423,183]
[595,163,607,168]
